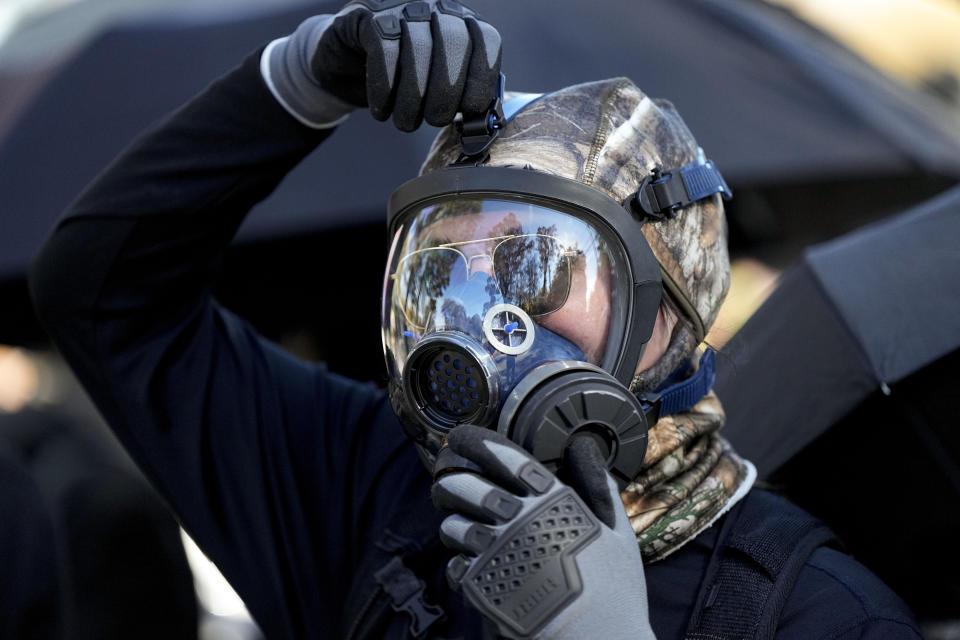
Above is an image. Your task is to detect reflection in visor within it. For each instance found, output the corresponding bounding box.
[392,232,578,331]
[383,196,631,371]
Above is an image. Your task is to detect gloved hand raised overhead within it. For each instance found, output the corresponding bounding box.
[432,425,657,639]
[261,0,502,131]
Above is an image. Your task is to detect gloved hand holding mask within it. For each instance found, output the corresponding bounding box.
[432,425,657,639]
[260,0,502,130]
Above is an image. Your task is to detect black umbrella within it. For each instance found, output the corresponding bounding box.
[715,185,960,620]
[717,184,960,473]
[3,0,960,282]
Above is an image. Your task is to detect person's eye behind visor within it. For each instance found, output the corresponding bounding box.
[383,197,632,372]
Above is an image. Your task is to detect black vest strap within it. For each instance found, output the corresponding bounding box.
[375,556,446,638]
[343,494,448,640]
[685,490,839,640]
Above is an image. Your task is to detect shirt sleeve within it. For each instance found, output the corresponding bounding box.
[29,48,407,639]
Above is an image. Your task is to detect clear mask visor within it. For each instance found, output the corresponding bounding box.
[382,197,632,390]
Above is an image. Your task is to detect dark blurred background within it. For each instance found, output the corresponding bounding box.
[1,0,958,637]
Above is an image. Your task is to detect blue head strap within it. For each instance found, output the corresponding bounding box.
[502,92,544,122]
[638,348,717,425]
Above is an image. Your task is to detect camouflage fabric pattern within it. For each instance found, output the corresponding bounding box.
[620,385,752,562]
[420,77,731,345]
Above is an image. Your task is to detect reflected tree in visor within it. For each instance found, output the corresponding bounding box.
[391,230,578,331]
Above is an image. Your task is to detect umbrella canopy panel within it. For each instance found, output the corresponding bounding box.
[715,260,880,476]
[718,184,960,476]
[3,0,960,281]
[768,346,960,621]
[806,186,960,384]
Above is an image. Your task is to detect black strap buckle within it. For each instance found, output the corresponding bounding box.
[637,391,663,427]
[628,150,733,222]
[373,557,445,638]
[634,167,687,221]
[455,73,506,162]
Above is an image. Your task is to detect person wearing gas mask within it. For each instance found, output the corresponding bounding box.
[31,1,921,638]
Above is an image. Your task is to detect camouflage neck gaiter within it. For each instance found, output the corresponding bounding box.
[622,350,757,563]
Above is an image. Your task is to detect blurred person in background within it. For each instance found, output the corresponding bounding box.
[0,347,199,639]
[0,448,63,639]
[30,0,921,637]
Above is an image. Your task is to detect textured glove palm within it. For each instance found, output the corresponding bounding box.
[261,0,501,131]
[432,425,657,639]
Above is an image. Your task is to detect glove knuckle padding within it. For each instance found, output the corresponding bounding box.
[455,485,601,638]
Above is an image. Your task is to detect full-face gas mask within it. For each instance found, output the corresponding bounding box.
[382,81,730,487]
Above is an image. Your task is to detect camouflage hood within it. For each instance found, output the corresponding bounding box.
[421,78,730,383]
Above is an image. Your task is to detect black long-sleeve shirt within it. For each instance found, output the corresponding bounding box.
[31,50,922,639]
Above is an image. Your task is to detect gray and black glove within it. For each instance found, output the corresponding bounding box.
[261,0,501,131]
[432,425,656,639]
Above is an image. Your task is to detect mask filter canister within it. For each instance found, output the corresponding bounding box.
[497,362,649,489]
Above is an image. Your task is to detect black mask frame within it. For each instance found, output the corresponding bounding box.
[386,165,663,388]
